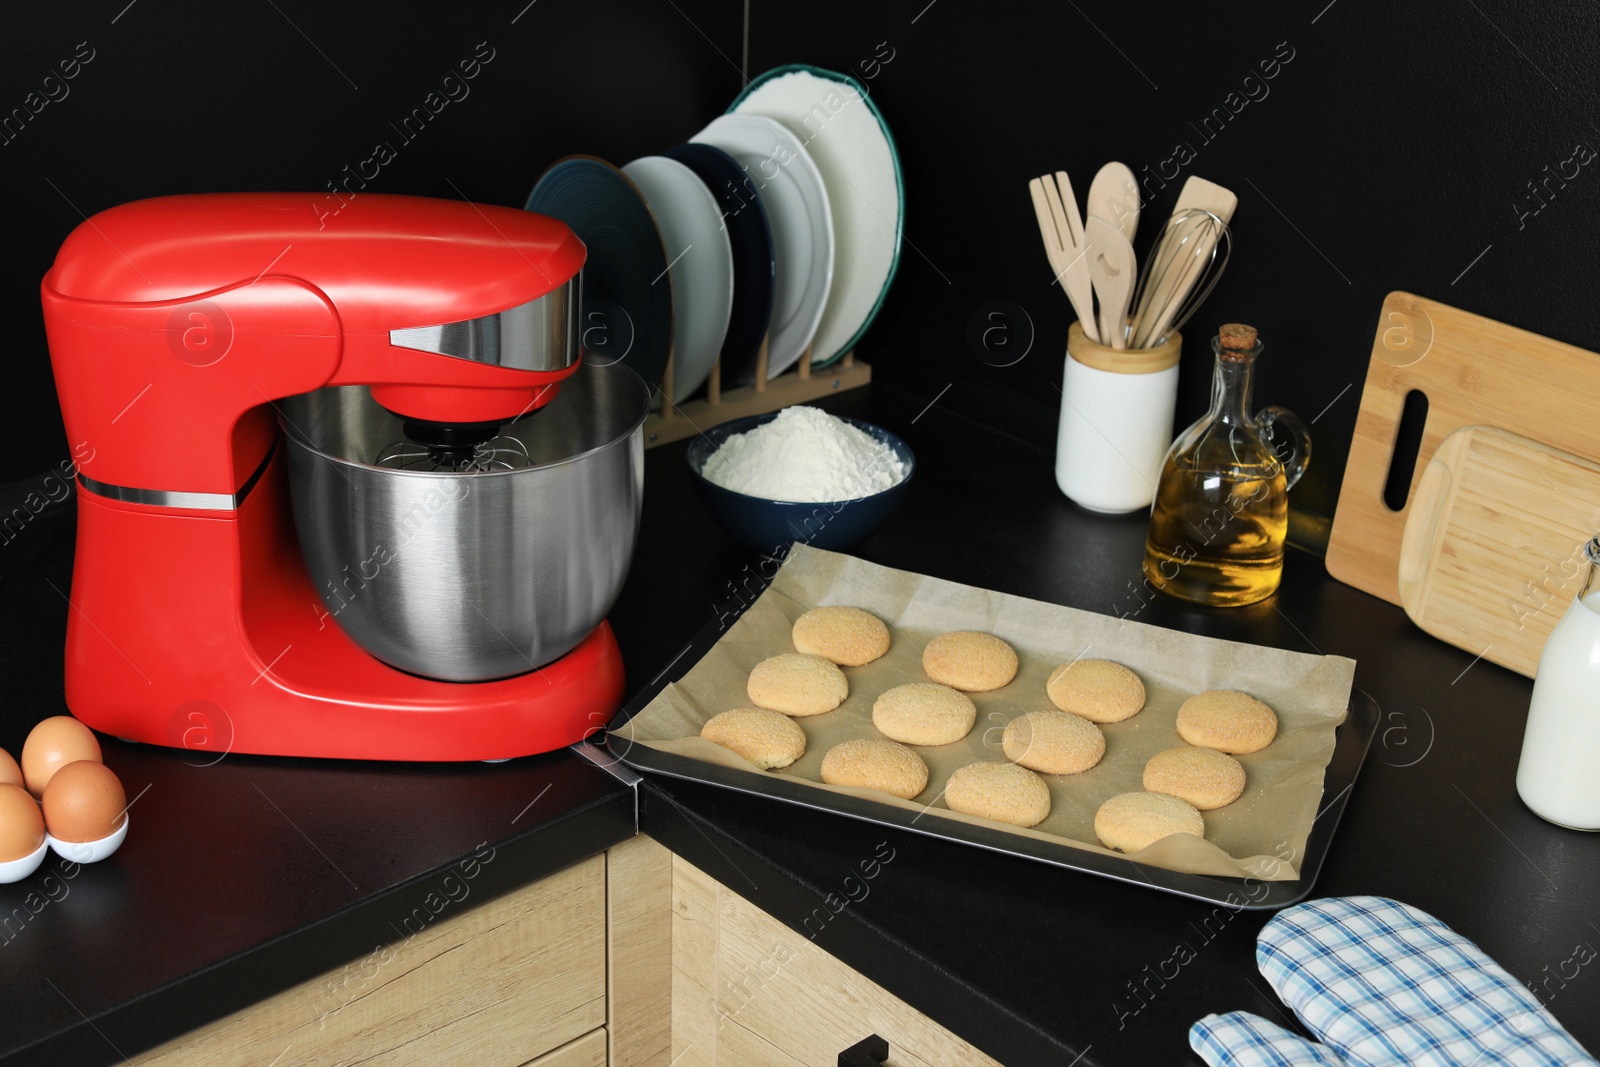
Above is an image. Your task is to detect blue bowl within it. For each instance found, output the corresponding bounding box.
[686,412,915,555]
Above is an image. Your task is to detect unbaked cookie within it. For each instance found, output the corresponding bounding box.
[944,761,1052,827]
[922,631,1018,692]
[872,683,977,746]
[747,653,849,716]
[1176,690,1278,754]
[1094,791,1206,853]
[820,738,929,799]
[700,708,807,770]
[1045,659,1146,723]
[1002,710,1105,775]
[1143,747,1246,810]
[792,606,891,666]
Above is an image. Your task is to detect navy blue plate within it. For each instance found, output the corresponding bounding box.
[526,155,673,392]
[663,143,775,389]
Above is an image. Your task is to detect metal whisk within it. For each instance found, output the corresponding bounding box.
[373,435,534,472]
[1128,208,1233,349]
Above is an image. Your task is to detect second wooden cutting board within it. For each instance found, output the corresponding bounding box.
[1397,426,1600,678]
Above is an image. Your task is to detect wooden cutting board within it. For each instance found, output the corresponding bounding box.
[1396,426,1600,677]
[1327,291,1600,604]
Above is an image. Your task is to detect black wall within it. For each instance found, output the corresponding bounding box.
[748,0,1600,520]
[8,1,1600,525]
[3,1,742,479]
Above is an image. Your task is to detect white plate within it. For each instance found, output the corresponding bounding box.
[733,67,902,366]
[692,114,834,379]
[622,156,735,404]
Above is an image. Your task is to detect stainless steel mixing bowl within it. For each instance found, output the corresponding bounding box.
[278,360,648,682]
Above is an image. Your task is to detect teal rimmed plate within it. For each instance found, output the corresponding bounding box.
[730,64,904,367]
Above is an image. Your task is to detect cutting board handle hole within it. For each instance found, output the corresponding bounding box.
[1383,389,1430,512]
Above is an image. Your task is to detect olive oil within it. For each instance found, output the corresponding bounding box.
[1144,460,1288,606]
[1142,323,1309,607]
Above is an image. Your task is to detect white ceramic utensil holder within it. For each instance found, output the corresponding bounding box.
[1054,322,1181,513]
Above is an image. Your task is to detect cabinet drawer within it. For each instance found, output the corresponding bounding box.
[521,1027,607,1067]
[672,855,1001,1067]
[133,854,607,1066]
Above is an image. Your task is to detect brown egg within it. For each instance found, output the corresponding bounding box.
[0,748,22,788]
[42,760,125,843]
[0,783,46,861]
[21,717,102,798]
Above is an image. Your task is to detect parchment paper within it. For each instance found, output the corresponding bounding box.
[614,545,1355,880]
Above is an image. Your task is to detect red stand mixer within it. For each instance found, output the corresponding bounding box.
[40,193,647,761]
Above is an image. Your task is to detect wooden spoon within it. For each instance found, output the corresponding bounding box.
[1087,162,1140,243]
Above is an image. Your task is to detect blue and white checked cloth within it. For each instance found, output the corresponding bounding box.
[1191,896,1596,1067]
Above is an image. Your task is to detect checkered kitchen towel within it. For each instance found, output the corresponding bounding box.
[1191,896,1596,1066]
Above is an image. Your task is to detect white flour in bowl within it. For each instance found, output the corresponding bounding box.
[700,406,907,503]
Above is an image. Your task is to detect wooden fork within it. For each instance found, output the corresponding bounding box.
[1028,171,1100,344]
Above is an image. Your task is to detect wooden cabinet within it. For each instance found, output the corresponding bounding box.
[127,836,992,1067]
[669,851,1002,1067]
[129,836,672,1067]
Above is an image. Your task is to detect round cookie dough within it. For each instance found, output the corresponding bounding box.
[1002,710,1106,775]
[1045,659,1146,723]
[1176,690,1278,754]
[792,606,891,666]
[872,683,977,746]
[747,653,849,716]
[1143,747,1246,810]
[922,631,1018,692]
[1094,791,1206,853]
[944,761,1052,827]
[820,738,929,799]
[700,708,807,770]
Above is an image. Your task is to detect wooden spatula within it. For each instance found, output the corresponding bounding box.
[1085,216,1136,349]
[1129,176,1237,348]
[1174,175,1236,224]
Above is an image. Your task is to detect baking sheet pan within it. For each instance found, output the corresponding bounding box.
[608,550,1378,910]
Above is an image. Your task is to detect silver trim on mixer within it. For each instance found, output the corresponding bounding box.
[77,477,237,510]
[388,276,581,371]
[75,440,278,512]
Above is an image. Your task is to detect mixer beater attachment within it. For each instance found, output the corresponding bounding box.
[374,434,534,472]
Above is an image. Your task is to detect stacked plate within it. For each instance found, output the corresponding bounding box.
[523,65,904,400]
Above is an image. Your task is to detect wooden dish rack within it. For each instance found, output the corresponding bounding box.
[642,337,872,449]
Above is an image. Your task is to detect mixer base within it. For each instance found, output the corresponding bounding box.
[63,455,627,762]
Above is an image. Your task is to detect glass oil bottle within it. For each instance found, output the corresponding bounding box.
[1142,323,1310,607]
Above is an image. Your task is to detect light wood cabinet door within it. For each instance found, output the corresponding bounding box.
[671,855,1003,1067]
[131,854,607,1067]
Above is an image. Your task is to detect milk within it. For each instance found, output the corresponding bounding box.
[1516,589,1600,830]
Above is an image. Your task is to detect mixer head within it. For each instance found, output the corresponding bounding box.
[369,272,584,470]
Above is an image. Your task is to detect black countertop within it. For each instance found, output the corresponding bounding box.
[629,385,1599,1066]
[0,532,638,1063]
[2,381,1595,1067]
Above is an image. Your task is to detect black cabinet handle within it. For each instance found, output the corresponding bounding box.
[839,1033,889,1066]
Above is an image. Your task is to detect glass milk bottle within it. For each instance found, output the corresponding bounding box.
[1516,535,1600,830]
